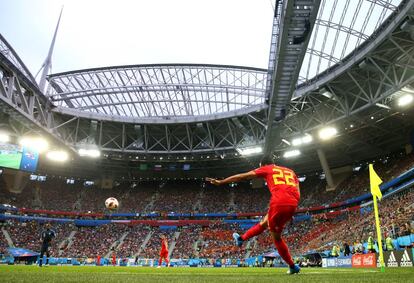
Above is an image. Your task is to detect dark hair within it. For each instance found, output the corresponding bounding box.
[260,155,274,166]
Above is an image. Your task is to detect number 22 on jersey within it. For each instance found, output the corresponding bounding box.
[272,167,297,187]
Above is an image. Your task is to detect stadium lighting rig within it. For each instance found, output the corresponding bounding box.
[281,139,291,146]
[291,134,313,146]
[236,146,263,156]
[283,149,301,158]
[46,150,69,162]
[318,127,338,140]
[19,137,49,152]
[319,88,333,99]
[0,132,10,143]
[398,93,413,107]
[375,103,391,110]
[78,148,101,158]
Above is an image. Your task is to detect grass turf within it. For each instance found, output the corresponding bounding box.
[0,153,21,170]
[0,265,413,283]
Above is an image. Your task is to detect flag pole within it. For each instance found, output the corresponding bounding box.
[372,193,385,272]
[369,164,385,272]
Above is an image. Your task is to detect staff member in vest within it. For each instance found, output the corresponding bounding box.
[367,232,376,253]
[385,234,394,251]
[331,244,340,257]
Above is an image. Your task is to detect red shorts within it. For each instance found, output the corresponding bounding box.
[267,204,296,233]
[160,251,168,258]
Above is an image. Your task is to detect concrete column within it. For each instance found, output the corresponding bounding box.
[317,148,334,189]
[2,169,28,194]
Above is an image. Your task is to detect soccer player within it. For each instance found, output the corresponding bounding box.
[157,235,170,268]
[39,223,56,267]
[206,155,301,274]
[111,251,116,266]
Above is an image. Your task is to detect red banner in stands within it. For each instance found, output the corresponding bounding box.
[352,254,376,268]
[18,204,361,220]
[129,220,212,226]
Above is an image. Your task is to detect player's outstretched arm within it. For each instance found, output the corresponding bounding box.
[205,171,257,186]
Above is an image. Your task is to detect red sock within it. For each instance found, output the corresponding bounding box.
[165,257,169,265]
[158,257,162,266]
[241,223,266,241]
[273,238,294,267]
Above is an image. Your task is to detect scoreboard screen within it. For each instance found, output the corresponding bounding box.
[0,142,39,172]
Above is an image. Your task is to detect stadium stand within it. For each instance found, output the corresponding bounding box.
[0,153,413,261]
[115,225,151,258]
[6,221,73,256]
[171,226,201,259]
[140,228,176,259]
[0,229,8,254]
[61,224,130,258]
[198,223,246,259]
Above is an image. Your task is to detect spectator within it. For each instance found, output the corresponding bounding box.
[343,242,350,256]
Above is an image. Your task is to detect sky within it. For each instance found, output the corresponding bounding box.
[0,0,274,76]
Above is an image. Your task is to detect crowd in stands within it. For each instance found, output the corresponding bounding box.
[0,180,37,209]
[152,182,200,213]
[299,152,414,209]
[199,223,245,259]
[0,151,413,260]
[233,185,270,213]
[140,228,176,259]
[5,221,73,256]
[0,228,8,254]
[248,190,414,257]
[37,180,81,211]
[115,226,150,258]
[61,224,129,258]
[172,226,201,259]
[196,186,233,213]
[0,185,412,260]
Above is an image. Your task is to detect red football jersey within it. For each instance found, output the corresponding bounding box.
[161,239,168,251]
[254,164,300,206]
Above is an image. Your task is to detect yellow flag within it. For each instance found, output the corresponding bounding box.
[369,164,383,200]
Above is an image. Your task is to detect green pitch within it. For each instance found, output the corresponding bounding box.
[1,266,413,283]
[0,152,21,169]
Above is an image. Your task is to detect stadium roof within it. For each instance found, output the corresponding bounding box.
[47,0,402,119]
[48,64,267,120]
[298,0,401,84]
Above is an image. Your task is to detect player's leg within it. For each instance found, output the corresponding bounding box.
[165,255,170,267]
[39,245,46,267]
[270,230,294,267]
[268,205,299,274]
[45,248,50,266]
[233,214,268,247]
[158,255,163,267]
[39,250,44,267]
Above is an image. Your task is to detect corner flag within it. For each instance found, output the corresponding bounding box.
[369,163,385,271]
[369,164,383,200]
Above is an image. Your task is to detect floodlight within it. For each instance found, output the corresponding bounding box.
[302,134,313,143]
[0,132,10,143]
[291,134,312,146]
[78,148,101,158]
[283,150,301,158]
[237,146,263,156]
[318,127,338,140]
[292,138,302,146]
[19,137,49,152]
[398,94,413,107]
[46,150,69,162]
